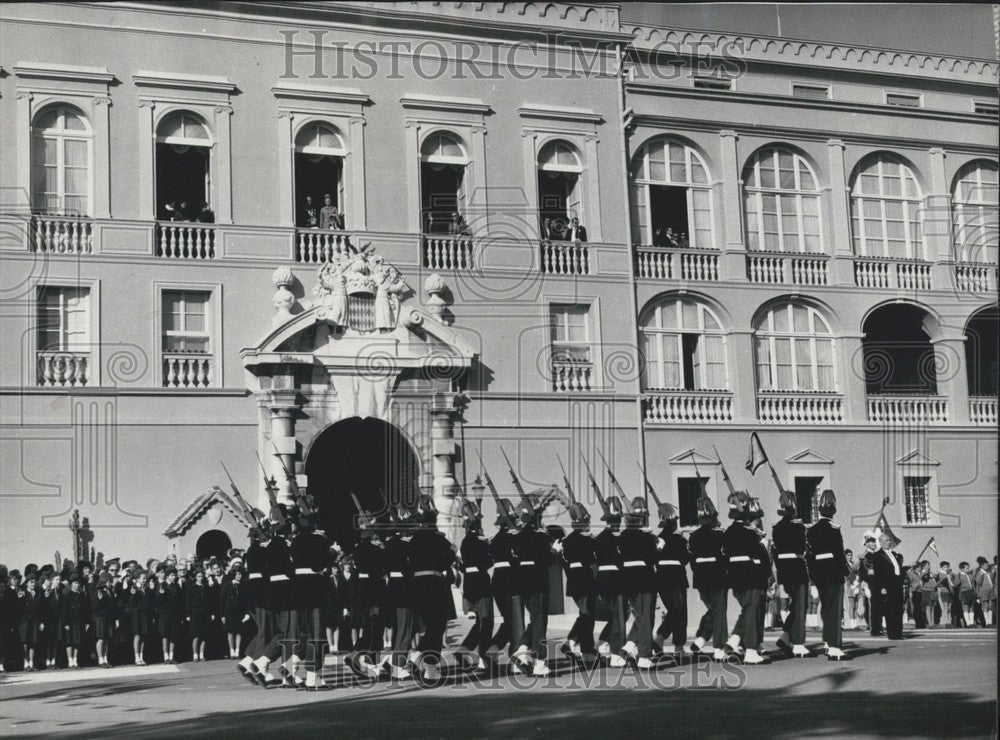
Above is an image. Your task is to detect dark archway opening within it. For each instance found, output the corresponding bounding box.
[965,306,999,397]
[156,143,210,220]
[305,417,421,548]
[295,154,343,227]
[196,529,232,561]
[421,162,464,234]
[862,304,937,395]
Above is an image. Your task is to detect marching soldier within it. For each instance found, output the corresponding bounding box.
[772,490,811,657]
[457,495,494,672]
[347,501,386,679]
[619,498,658,669]
[723,492,769,665]
[487,499,523,659]
[689,494,728,661]
[408,494,456,682]
[511,502,555,676]
[253,513,297,687]
[749,499,772,659]
[560,501,596,663]
[383,504,416,680]
[289,513,332,689]
[653,503,690,660]
[594,496,627,666]
[239,529,276,685]
[806,490,850,660]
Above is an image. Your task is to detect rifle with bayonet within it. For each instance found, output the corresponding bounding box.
[476,451,516,528]
[636,461,664,508]
[272,443,315,517]
[597,450,634,513]
[221,461,269,539]
[499,446,535,513]
[555,454,578,510]
[580,454,611,519]
[712,445,738,497]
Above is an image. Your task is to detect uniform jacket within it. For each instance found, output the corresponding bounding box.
[805,517,849,587]
[619,527,658,595]
[383,533,414,609]
[593,528,623,596]
[459,532,494,603]
[351,537,387,609]
[771,517,809,587]
[243,541,268,610]
[489,528,518,596]
[689,524,727,590]
[512,527,553,597]
[263,537,296,610]
[655,529,690,591]
[723,522,761,591]
[561,530,596,598]
[409,527,456,609]
[290,530,332,610]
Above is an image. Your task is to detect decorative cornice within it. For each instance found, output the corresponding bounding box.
[518,104,604,125]
[271,83,371,106]
[133,70,236,94]
[13,62,114,85]
[400,94,492,116]
[625,25,1000,84]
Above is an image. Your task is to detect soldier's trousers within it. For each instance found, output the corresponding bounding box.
[491,591,524,655]
[518,592,548,659]
[782,583,808,645]
[626,591,656,658]
[390,607,416,667]
[818,583,844,648]
[869,589,885,635]
[415,599,448,660]
[656,588,687,647]
[567,595,596,654]
[598,593,627,652]
[732,588,764,650]
[262,609,298,663]
[293,607,324,668]
[460,596,495,657]
[695,588,728,648]
[357,607,384,658]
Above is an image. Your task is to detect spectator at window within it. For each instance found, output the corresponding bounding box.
[541,217,554,241]
[319,194,343,230]
[549,218,567,241]
[300,196,318,228]
[566,217,587,243]
[196,202,215,224]
[663,227,679,247]
[448,212,470,236]
[677,232,690,248]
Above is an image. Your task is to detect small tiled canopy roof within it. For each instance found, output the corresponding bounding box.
[163,486,252,537]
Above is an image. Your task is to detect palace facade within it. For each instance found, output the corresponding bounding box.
[0,2,996,571]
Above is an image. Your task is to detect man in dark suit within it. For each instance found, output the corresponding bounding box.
[862,532,905,639]
[806,490,850,660]
[858,532,883,635]
[566,218,588,243]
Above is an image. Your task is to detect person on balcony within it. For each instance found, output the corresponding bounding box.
[196,202,215,224]
[300,196,319,228]
[663,227,680,247]
[566,218,587,243]
[448,212,470,237]
[319,194,343,230]
[677,232,690,248]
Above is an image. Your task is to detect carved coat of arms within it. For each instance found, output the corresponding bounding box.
[313,250,408,333]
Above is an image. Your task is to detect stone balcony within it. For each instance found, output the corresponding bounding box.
[854,256,933,290]
[634,245,719,281]
[757,391,844,423]
[867,395,949,424]
[642,390,733,423]
[746,252,830,286]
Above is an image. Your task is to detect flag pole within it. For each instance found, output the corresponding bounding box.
[911,537,936,566]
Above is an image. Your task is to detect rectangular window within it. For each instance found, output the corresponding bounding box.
[38,286,90,351]
[973,101,999,116]
[903,476,931,524]
[794,476,823,524]
[693,77,732,91]
[885,92,921,108]
[162,290,211,353]
[677,477,708,527]
[550,303,591,363]
[791,84,830,100]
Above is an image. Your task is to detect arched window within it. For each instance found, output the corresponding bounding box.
[953,161,998,264]
[420,131,468,234]
[743,148,822,253]
[537,140,584,238]
[31,105,92,216]
[629,138,713,248]
[640,297,727,390]
[754,302,836,392]
[850,154,924,259]
[295,122,346,228]
[964,305,998,397]
[155,111,212,221]
[862,304,936,395]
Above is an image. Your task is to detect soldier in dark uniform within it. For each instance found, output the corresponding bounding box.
[289,514,333,689]
[487,499,523,659]
[347,503,387,679]
[383,504,416,680]
[723,492,769,664]
[409,494,456,682]
[560,501,596,662]
[255,517,298,687]
[749,500,772,657]
[594,496,627,666]
[239,529,275,684]
[806,490,850,660]
[689,494,728,661]
[653,503,690,660]
[457,495,494,673]
[511,502,555,676]
[772,490,811,657]
[620,497,658,669]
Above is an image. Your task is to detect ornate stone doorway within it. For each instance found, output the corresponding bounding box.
[305,416,421,546]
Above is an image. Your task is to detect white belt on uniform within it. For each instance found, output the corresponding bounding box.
[777,553,803,560]
[389,571,403,578]
[270,574,289,582]
[658,560,681,566]
[568,562,584,568]
[623,560,646,567]
[598,565,618,571]
[520,561,536,566]
[295,568,316,575]
[815,553,834,560]
[414,570,443,577]
[728,556,751,562]
[356,573,370,579]
[465,566,480,574]
[493,561,511,568]
[248,574,263,580]
[752,559,761,565]
[695,557,716,563]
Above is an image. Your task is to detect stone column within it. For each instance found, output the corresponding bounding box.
[718,130,745,280]
[267,389,301,506]
[429,394,463,544]
[841,333,870,424]
[727,329,757,422]
[926,147,954,290]
[827,139,855,286]
[931,333,970,425]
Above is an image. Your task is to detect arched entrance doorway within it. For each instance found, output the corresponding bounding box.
[305,417,421,547]
[196,529,232,560]
[862,303,937,395]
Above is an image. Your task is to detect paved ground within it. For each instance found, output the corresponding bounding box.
[1,625,996,739]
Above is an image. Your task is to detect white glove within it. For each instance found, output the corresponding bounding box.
[810,585,819,599]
